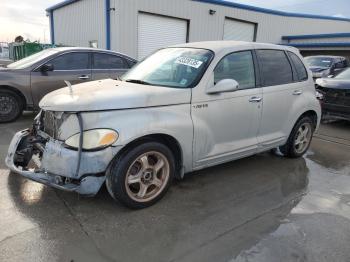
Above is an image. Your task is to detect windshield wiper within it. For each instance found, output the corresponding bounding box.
[124,79,151,85]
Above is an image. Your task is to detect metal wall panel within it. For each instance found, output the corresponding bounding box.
[52,0,350,58]
[53,0,106,48]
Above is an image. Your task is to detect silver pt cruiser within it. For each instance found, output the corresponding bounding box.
[6,41,321,209]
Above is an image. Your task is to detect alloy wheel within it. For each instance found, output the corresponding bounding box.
[125,151,170,203]
[294,122,312,154]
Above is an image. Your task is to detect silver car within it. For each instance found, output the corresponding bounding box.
[6,41,321,209]
[0,47,137,122]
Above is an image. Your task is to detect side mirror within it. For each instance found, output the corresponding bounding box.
[207,79,239,94]
[40,63,54,72]
[334,62,343,69]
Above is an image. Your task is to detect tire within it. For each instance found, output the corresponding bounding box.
[106,141,175,209]
[279,116,314,158]
[0,90,23,123]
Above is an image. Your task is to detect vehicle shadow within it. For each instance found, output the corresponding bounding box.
[6,152,309,262]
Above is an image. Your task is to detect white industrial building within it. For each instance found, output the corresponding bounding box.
[46,0,350,59]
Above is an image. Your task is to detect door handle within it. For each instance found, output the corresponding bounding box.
[249,96,262,103]
[79,75,90,80]
[293,90,303,95]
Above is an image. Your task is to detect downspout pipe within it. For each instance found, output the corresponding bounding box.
[49,10,55,45]
[105,0,111,50]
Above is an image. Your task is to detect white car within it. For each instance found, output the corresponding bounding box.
[6,41,321,209]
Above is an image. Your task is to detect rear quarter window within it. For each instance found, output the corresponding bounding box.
[288,51,308,81]
[256,49,293,86]
[93,53,128,69]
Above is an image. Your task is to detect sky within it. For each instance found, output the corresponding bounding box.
[0,0,349,43]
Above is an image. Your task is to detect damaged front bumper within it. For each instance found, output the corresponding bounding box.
[5,129,119,195]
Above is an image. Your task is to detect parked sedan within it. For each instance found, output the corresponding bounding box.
[316,68,350,121]
[304,55,348,80]
[0,47,137,122]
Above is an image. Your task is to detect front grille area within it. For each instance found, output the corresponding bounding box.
[318,87,350,105]
[40,111,68,139]
[324,89,350,105]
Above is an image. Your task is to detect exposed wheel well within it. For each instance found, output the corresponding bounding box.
[116,134,183,179]
[297,110,318,129]
[0,85,26,110]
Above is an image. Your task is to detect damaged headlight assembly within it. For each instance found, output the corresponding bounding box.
[64,129,119,150]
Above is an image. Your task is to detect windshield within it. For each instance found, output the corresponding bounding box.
[334,68,350,79]
[7,48,59,69]
[121,48,214,88]
[304,57,334,68]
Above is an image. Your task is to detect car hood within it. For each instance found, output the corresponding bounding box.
[309,66,329,72]
[0,67,14,72]
[316,78,350,89]
[39,79,192,111]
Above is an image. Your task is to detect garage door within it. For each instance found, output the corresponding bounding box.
[223,18,256,42]
[138,13,187,59]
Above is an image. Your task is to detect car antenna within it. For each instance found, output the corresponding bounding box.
[64,80,73,94]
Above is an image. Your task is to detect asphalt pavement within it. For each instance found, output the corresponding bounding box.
[1,112,350,262]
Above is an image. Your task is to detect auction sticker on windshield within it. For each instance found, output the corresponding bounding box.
[175,57,203,68]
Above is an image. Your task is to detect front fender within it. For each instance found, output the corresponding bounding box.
[77,104,194,173]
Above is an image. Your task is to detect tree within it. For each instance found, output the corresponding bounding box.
[14,36,24,43]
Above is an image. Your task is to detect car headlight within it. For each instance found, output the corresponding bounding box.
[315,90,324,100]
[65,129,119,150]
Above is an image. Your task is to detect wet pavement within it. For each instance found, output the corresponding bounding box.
[1,112,350,262]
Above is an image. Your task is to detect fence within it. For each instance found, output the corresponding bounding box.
[0,42,9,59]
[9,42,63,61]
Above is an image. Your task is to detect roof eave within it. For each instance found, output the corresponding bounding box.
[194,0,350,22]
[46,0,80,12]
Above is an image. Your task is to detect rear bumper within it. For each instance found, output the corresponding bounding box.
[5,129,119,195]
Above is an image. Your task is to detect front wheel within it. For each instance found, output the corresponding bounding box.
[0,90,23,123]
[106,141,175,209]
[279,117,314,158]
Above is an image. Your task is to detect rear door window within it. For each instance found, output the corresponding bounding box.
[214,51,255,89]
[256,50,293,86]
[50,52,89,70]
[93,53,129,69]
[288,52,308,81]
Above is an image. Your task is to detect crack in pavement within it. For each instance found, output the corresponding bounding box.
[54,190,118,262]
[0,226,37,246]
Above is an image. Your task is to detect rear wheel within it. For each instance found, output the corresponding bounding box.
[106,141,175,209]
[279,117,314,158]
[0,90,23,123]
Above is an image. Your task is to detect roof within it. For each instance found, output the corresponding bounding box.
[173,40,298,52]
[46,0,80,12]
[46,47,137,60]
[304,55,345,59]
[194,0,350,22]
[51,46,115,52]
[46,0,350,22]
[285,42,350,48]
[282,33,350,40]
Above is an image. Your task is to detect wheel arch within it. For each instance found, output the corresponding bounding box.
[295,110,318,130]
[0,85,27,110]
[115,133,184,179]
